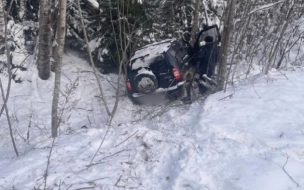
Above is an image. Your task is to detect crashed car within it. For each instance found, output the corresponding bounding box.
[126,39,188,104]
[126,25,221,104]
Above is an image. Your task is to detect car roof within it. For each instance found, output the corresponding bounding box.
[130,39,175,70]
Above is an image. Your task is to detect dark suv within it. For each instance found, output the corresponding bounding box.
[126,39,188,104]
[126,25,221,104]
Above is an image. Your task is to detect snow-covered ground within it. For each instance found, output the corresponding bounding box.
[1,51,304,190]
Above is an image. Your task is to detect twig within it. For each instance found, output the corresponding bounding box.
[43,138,56,190]
[74,187,94,190]
[99,149,127,161]
[87,149,127,168]
[12,54,30,76]
[115,130,139,147]
[252,83,261,98]
[277,70,289,80]
[89,126,110,165]
[218,93,234,101]
[87,116,91,126]
[249,0,285,15]
[27,111,33,144]
[282,154,300,187]
[115,175,122,186]
[104,76,118,91]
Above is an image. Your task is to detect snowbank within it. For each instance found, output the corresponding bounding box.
[0,51,304,189]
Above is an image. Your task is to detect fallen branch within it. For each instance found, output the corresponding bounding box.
[218,93,234,101]
[114,175,122,187]
[89,126,110,165]
[87,149,127,168]
[115,130,139,147]
[74,187,95,190]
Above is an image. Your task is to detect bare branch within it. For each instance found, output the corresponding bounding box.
[0,78,18,157]
[249,0,285,15]
[282,154,300,187]
[115,130,139,147]
[76,0,111,116]
[0,0,15,118]
[43,138,56,190]
[218,93,234,101]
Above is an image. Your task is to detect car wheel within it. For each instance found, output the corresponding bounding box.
[134,71,158,94]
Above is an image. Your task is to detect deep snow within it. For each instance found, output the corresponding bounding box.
[0,51,304,190]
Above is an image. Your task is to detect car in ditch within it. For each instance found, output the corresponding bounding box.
[126,25,221,104]
[126,39,188,104]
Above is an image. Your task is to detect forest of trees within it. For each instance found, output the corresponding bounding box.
[1,0,303,75]
[0,2,304,189]
[0,0,303,141]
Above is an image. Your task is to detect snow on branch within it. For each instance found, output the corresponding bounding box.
[85,0,99,10]
[249,0,285,15]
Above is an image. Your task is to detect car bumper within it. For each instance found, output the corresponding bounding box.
[130,81,185,98]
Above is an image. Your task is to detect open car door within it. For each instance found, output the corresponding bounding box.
[194,25,221,50]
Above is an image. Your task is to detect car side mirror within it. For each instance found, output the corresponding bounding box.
[199,41,206,47]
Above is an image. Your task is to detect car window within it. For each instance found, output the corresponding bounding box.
[166,48,178,68]
[149,55,169,73]
[199,27,219,46]
[175,47,188,64]
[166,42,188,67]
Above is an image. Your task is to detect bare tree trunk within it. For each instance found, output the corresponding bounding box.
[218,0,236,91]
[37,0,51,80]
[0,0,4,48]
[50,0,58,72]
[190,0,200,47]
[51,0,67,138]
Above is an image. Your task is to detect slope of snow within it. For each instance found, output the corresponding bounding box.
[0,51,304,189]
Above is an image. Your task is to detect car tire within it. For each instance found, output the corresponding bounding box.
[134,72,158,94]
